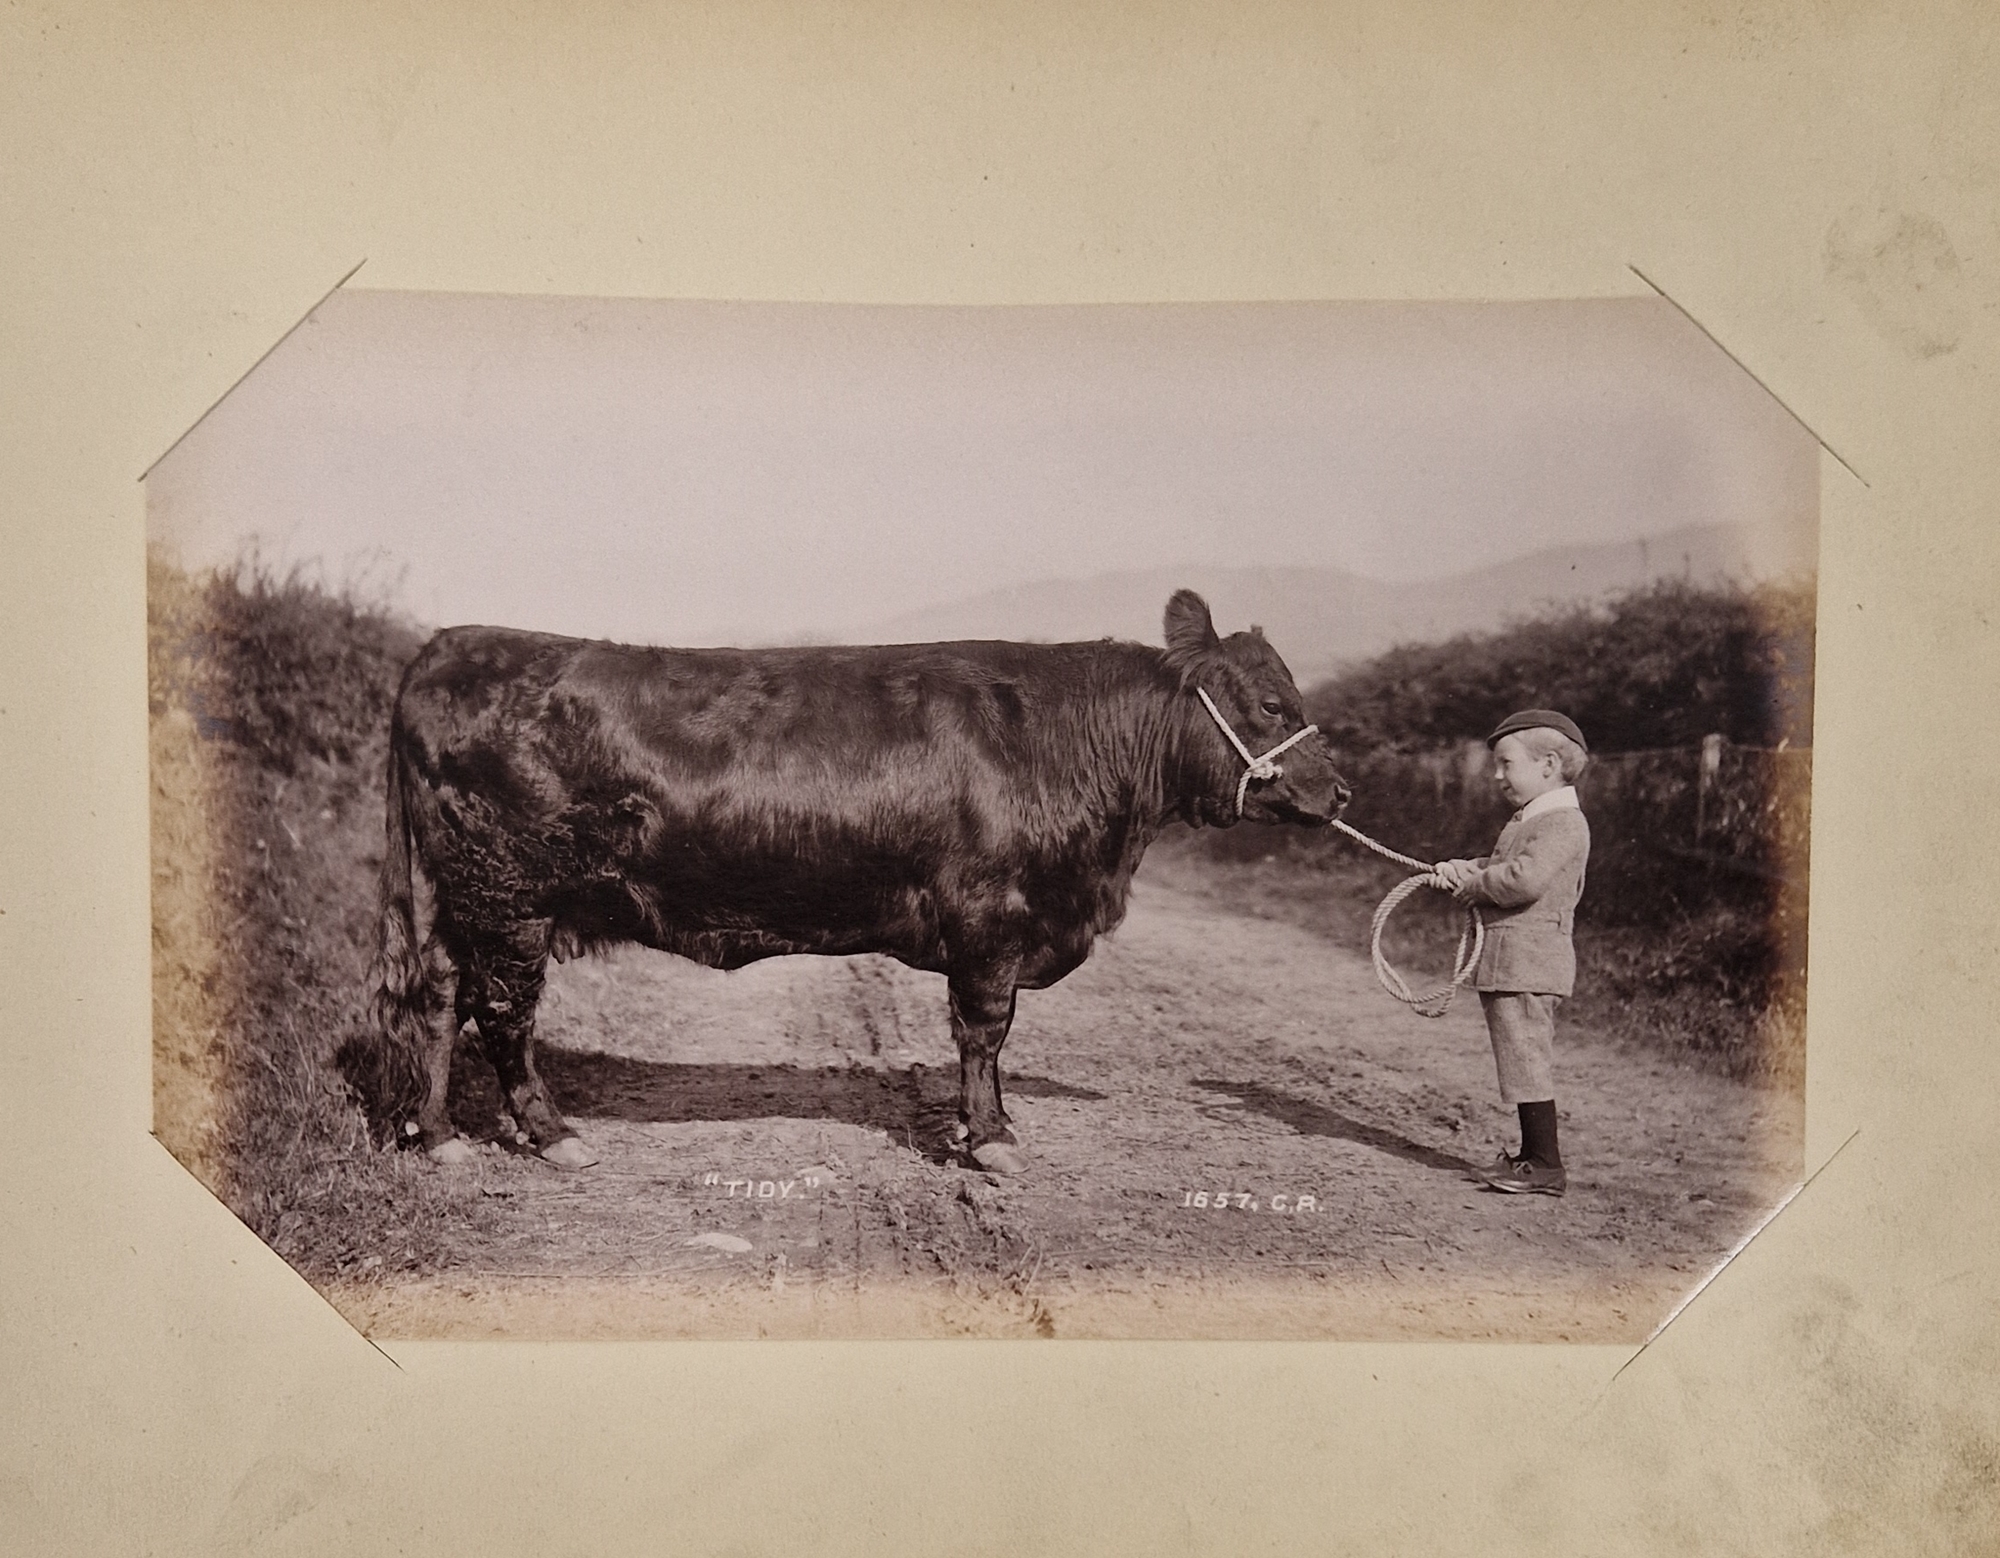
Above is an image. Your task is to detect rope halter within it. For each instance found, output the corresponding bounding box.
[1195,686,1321,819]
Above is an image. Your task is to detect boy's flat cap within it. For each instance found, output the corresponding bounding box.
[1487,709,1588,751]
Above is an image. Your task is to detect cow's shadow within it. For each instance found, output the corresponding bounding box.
[1191,1077,1484,1178]
[448,1042,1107,1166]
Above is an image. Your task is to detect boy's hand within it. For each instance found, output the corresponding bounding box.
[1431,859,1483,902]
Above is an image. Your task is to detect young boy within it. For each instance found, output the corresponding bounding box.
[1432,709,1592,1197]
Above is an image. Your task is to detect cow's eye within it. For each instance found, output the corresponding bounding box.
[1260,698,1284,718]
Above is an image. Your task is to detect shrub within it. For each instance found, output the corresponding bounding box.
[149,551,423,777]
[1307,577,1816,755]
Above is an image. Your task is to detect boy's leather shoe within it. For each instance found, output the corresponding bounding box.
[1483,1157,1567,1196]
[1473,1151,1522,1183]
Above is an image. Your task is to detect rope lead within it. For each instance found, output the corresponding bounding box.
[1330,819,1484,1020]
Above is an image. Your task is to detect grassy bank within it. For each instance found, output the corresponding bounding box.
[149,555,496,1280]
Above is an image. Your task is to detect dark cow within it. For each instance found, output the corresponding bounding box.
[371,589,1349,1173]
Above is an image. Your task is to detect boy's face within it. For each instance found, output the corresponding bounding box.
[1491,732,1566,807]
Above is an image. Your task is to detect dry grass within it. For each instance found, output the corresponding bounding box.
[149,555,497,1281]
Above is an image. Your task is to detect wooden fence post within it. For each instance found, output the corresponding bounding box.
[1696,733,1724,841]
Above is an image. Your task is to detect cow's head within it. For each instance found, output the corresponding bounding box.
[1163,589,1351,827]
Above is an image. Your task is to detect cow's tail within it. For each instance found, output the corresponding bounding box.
[365,724,435,1131]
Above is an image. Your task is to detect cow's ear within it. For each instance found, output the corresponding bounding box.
[1163,590,1219,659]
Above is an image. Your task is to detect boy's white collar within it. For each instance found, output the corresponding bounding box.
[1519,784,1580,821]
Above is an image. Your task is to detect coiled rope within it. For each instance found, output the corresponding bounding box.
[1193,687,1483,1019]
[1330,819,1484,1019]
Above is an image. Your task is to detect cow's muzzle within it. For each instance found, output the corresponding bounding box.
[1264,757,1351,825]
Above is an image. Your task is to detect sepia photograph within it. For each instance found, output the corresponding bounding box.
[17,5,1998,1551]
[147,289,1817,1341]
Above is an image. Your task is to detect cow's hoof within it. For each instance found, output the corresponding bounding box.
[427,1137,476,1166]
[540,1136,600,1170]
[971,1141,1029,1175]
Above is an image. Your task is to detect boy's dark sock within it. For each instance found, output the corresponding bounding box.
[1517,1100,1561,1168]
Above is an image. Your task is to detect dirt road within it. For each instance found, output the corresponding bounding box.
[336,868,1803,1342]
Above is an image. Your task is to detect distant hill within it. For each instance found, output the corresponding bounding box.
[855,521,1814,687]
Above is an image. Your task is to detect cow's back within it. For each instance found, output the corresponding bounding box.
[390,625,1177,975]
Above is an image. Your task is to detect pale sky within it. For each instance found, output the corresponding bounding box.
[147,291,1816,644]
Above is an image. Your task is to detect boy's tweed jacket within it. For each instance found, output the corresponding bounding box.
[1464,796,1592,995]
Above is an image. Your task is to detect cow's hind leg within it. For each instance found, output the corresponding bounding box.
[949,975,1027,1175]
[411,932,476,1165]
[459,920,599,1169]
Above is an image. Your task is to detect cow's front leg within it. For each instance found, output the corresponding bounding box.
[460,922,599,1170]
[948,975,1027,1174]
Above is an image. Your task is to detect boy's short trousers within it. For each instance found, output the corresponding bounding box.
[1479,990,1560,1105]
